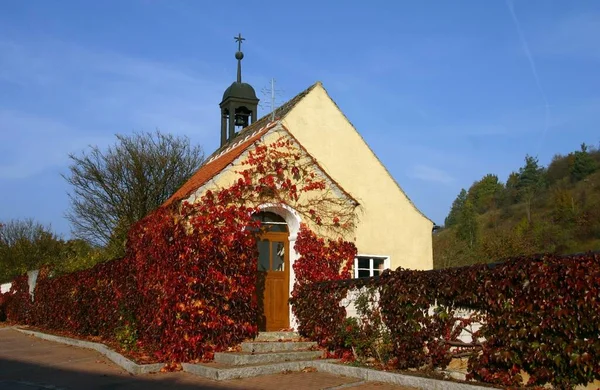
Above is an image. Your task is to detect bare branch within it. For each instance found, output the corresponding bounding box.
[63,130,204,253]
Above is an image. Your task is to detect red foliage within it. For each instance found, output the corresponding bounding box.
[464,253,600,388]
[126,199,261,362]
[4,275,32,324]
[290,224,356,351]
[4,135,358,364]
[0,292,7,322]
[30,260,132,339]
[295,251,600,388]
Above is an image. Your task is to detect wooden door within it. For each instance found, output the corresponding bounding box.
[257,231,290,331]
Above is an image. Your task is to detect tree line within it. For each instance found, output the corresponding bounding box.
[435,143,600,269]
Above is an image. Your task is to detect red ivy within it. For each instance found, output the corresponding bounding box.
[0,292,8,322]
[294,251,600,389]
[125,200,261,362]
[290,224,356,352]
[4,136,358,364]
[3,275,32,324]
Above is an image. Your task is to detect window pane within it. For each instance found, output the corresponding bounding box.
[354,256,388,279]
[253,212,288,232]
[272,241,285,271]
[258,212,286,223]
[264,223,288,233]
[258,240,270,271]
[358,258,370,269]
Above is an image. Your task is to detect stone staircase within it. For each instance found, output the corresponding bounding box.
[182,332,326,380]
[214,331,321,366]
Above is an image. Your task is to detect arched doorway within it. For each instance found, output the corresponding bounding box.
[255,211,290,331]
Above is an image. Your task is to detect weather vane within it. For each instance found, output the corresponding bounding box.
[260,78,284,121]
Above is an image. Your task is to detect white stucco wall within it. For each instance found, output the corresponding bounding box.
[343,287,482,345]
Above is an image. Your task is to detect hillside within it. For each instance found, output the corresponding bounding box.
[434,144,600,269]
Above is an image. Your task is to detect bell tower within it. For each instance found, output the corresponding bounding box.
[220,33,259,146]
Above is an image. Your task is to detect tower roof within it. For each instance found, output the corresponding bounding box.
[221,81,258,103]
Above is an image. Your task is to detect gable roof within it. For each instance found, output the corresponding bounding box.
[162,122,275,207]
[162,83,321,208]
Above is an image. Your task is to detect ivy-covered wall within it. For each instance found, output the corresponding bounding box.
[292,252,600,389]
[1,136,358,364]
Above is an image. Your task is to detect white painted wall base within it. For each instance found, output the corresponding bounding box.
[0,282,11,294]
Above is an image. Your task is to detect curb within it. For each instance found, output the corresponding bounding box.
[13,328,164,375]
[182,359,497,389]
[312,362,498,390]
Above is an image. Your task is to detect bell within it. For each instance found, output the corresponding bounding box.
[234,114,248,127]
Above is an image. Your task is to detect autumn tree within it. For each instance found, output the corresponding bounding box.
[64,130,204,256]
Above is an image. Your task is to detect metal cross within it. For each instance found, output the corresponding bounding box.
[234,33,245,51]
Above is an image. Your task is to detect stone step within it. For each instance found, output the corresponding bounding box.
[253,331,299,342]
[182,359,333,381]
[241,341,317,353]
[213,350,322,366]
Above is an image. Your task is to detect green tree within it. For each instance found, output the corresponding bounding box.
[456,199,478,248]
[64,130,204,257]
[467,174,504,214]
[503,171,520,206]
[444,189,467,227]
[546,153,573,186]
[479,225,534,261]
[0,219,64,282]
[433,231,479,269]
[570,143,597,182]
[551,187,576,225]
[54,239,106,275]
[517,155,546,222]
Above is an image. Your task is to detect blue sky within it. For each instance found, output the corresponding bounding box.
[1,0,599,237]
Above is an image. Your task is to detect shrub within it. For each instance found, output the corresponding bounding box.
[294,251,600,389]
[344,286,393,364]
[0,292,7,322]
[4,275,32,324]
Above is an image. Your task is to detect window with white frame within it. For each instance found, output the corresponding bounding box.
[354,255,390,278]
